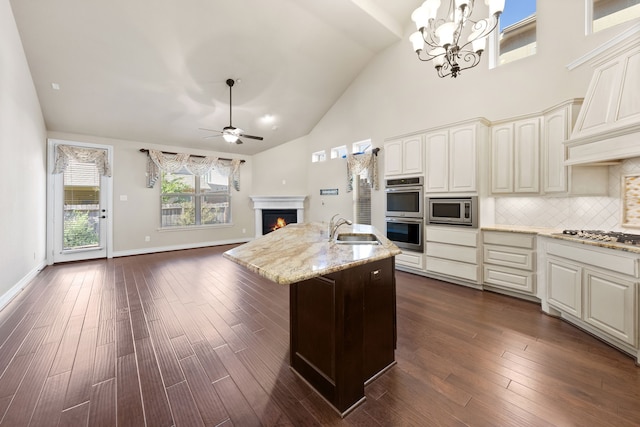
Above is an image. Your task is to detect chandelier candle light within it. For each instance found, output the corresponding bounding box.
[410,0,505,78]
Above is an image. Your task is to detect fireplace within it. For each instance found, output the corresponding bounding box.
[250,195,307,238]
[262,209,298,235]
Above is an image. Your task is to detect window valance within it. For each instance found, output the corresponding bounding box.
[52,144,112,177]
[346,151,378,192]
[144,149,242,191]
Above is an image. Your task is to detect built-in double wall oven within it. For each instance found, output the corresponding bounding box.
[385,177,423,252]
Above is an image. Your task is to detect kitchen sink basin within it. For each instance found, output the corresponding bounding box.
[335,233,380,245]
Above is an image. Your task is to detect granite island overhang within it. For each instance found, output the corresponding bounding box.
[223,222,401,416]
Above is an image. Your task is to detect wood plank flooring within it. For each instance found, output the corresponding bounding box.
[0,244,639,426]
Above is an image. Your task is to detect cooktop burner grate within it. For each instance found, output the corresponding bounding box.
[561,230,640,245]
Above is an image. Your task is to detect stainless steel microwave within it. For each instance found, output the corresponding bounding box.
[427,196,477,227]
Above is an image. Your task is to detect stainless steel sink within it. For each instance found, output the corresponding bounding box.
[335,233,380,245]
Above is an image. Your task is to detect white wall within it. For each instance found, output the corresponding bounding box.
[47,132,255,256]
[0,0,48,304]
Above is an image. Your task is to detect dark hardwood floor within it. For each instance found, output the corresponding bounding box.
[0,245,639,426]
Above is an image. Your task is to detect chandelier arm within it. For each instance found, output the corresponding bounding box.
[456,16,499,53]
[416,49,447,62]
[456,51,482,72]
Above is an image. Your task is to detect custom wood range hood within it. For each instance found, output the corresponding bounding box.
[565,26,640,165]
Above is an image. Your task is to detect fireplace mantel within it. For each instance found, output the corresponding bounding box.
[250,195,307,238]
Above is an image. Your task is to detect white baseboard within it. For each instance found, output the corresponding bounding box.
[111,238,251,258]
[0,261,47,311]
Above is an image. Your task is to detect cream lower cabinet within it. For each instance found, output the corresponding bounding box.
[483,231,536,297]
[395,250,424,272]
[425,226,480,286]
[544,239,639,361]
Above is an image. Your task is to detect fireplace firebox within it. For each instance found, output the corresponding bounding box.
[262,209,297,235]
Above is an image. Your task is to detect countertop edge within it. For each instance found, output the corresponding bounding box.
[482,224,640,254]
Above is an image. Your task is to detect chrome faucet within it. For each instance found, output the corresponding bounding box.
[329,216,353,240]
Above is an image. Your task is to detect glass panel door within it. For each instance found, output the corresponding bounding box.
[49,141,111,263]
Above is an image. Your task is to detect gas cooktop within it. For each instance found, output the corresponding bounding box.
[561,230,640,246]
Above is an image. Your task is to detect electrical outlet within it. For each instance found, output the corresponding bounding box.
[145,236,150,242]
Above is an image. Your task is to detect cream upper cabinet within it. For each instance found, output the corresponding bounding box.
[542,104,570,193]
[384,135,423,177]
[542,100,609,196]
[424,130,449,192]
[491,117,540,194]
[425,121,484,193]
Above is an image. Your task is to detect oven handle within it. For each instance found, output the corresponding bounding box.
[385,217,424,224]
[385,186,423,193]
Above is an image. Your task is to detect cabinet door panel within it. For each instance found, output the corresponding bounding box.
[584,269,637,346]
[514,118,540,193]
[449,125,477,192]
[425,131,449,192]
[547,257,582,317]
[543,107,568,193]
[403,137,423,175]
[384,140,403,176]
[491,125,514,193]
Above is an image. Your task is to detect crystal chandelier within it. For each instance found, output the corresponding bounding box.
[410,0,505,78]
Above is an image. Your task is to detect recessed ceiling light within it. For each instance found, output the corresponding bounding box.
[51,83,60,90]
[262,114,275,123]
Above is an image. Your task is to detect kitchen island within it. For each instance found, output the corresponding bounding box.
[224,222,401,416]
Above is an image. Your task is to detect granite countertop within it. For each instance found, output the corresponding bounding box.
[223,222,402,285]
[482,224,640,254]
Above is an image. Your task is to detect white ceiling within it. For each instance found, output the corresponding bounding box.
[10,0,421,155]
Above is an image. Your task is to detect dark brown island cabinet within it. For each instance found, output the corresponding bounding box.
[223,222,401,416]
[290,257,396,415]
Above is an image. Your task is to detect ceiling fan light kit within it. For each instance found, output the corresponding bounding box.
[200,78,265,144]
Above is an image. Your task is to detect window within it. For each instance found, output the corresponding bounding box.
[352,139,372,154]
[311,150,326,163]
[491,0,537,67]
[589,0,640,34]
[351,140,373,225]
[161,167,231,227]
[331,145,348,159]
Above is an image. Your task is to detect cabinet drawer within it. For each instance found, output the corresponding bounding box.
[427,242,479,264]
[546,240,639,277]
[483,245,534,270]
[484,264,535,293]
[396,251,424,269]
[426,227,478,247]
[483,231,535,249]
[426,257,480,282]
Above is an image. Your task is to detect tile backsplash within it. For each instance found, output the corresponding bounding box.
[495,157,640,231]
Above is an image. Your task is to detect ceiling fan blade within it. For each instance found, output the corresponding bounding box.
[239,133,263,141]
[236,139,244,144]
[202,134,223,140]
[198,127,222,133]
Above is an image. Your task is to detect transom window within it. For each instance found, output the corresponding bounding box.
[491,0,537,67]
[160,167,231,227]
[589,0,640,34]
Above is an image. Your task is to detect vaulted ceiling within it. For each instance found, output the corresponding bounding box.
[10,0,421,155]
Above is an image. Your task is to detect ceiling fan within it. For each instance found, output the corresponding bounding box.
[200,78,264,144]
